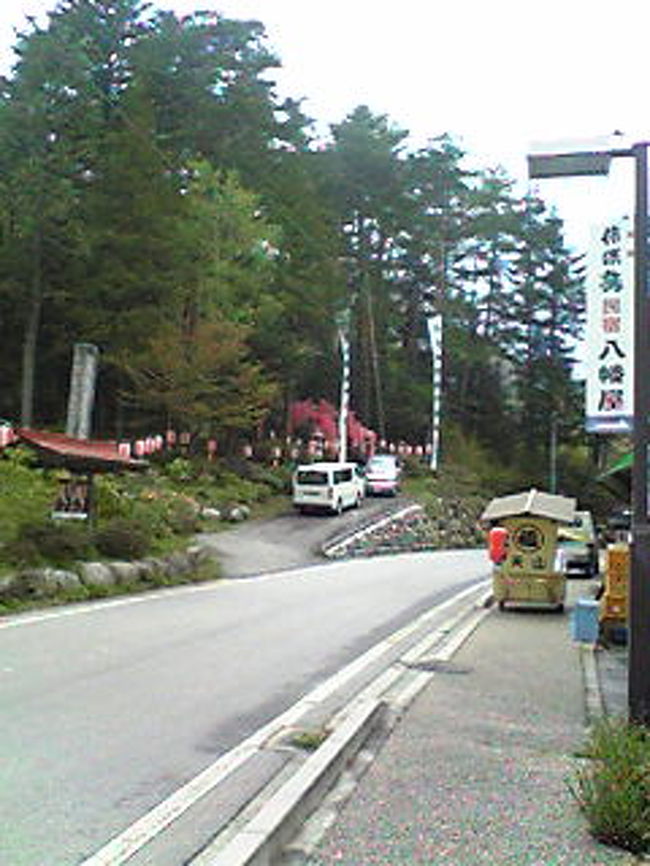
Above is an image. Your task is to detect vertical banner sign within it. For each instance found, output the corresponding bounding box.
[427,315,443,471]
[66,342,99,440]
[338,327,351,463]
[585,216,634,433]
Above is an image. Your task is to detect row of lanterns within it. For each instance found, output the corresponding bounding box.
[121,434,433,462]
[0,424,18,448]
[0,423,432,463]
[118,430,217,460]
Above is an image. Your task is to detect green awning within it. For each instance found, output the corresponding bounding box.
[598,452,633,480]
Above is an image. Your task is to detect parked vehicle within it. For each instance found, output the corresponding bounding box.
[292,461,364,515]
[557,510,599,577]
[364,454,400,497]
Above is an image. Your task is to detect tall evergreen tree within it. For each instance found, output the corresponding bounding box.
[507,195,585,469]
[322,106,410,438]
[0,11,98,425]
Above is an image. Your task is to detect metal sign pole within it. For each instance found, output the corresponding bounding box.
[629,142,650,724]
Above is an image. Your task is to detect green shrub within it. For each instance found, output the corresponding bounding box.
[400,456,430,478]
[242,461,292,493]
[5,520,94,566]
[166,497,201,535]
[571,718,650,854]
[92,475,136,521]
[93,519,151,560]
[0,451,55,547]
[163,457,194,483]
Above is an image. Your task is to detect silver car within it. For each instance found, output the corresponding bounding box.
[364,454,400,497]
[557,510,599,577]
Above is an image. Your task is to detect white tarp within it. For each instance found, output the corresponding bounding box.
[481,488,577,525]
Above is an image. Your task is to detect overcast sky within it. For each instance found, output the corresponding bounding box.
[0,0,647,248]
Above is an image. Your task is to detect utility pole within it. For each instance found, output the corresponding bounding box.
[528,138,650,723]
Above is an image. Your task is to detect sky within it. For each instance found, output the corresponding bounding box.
[0,0,647,250]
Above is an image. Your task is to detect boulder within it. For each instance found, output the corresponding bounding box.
[106,561,141,585]
[0,573,18,599]
[226,506,247,523]
[186,545,214,566]
[16,568,82,598]
[201,507,222,521]
[78,561,115,589]
[164,551,193,576]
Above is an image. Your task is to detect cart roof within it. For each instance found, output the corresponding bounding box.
[481,488,576,524]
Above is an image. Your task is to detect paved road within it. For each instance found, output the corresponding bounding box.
[197,497,404,577]
[0,505,488,865]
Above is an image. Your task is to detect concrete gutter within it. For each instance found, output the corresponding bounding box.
[200,587,492,866]
[201,699,386,866]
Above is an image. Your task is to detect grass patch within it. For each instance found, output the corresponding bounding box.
[289,728,330,751]
[570,717,650,854]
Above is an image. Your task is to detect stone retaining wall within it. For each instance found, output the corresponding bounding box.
[0,544,215,603]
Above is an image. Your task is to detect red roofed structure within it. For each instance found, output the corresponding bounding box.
[17,428,147,473]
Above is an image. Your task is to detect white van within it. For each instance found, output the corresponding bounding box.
[292,461,364,515]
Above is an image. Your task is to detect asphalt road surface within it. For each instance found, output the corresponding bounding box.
[0,504,489,865]
[196,497,404,577]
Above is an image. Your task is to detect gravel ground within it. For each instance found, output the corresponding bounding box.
[307,599,636,866]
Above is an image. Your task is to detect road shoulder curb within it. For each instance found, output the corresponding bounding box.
[200,699,386,866]
[579,643,605,724]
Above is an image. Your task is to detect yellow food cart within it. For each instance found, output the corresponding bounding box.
[481,488,577,612]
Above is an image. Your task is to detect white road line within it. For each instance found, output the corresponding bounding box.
[79,579,489,865]
[0,580,236,630]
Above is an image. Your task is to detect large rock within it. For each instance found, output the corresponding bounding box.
[186,545,214,566]
[163,551,193,577]
[16,568,82,598]
[0,573,17,599]
[106,561,141,586]
[201,507,222,521]
[78,561,115,589]
[225,504,250,523]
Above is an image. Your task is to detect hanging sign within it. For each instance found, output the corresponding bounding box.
[585,216,634,433]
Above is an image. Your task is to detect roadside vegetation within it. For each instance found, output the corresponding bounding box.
[0,423,620,612]
[572,717,650,855]
[0,444,291,613]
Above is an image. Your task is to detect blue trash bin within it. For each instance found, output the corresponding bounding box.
[571,598,600,643]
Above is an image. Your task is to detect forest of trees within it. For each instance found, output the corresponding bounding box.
[0,0,590,482]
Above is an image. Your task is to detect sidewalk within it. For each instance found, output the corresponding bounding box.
[305,581,635,866]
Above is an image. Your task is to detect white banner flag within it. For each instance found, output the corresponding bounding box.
[427,315,443,470]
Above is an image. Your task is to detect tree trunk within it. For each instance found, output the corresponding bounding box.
[20,230,43,428]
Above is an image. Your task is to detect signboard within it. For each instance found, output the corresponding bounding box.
[52,473,91,521]
[585,216,634,433]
